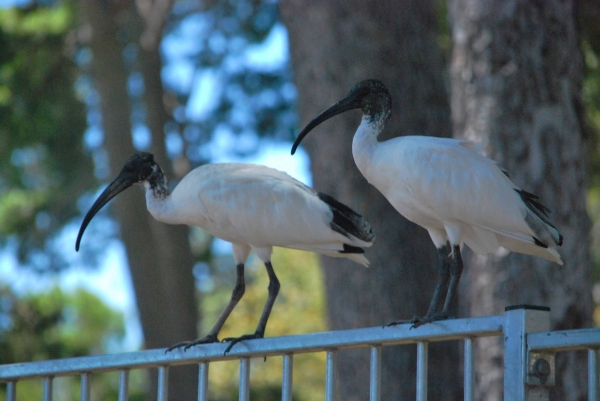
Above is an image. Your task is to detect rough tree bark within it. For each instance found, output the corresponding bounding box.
[281,1,461,399]
[450,1,593,400]
[79,1,198,399]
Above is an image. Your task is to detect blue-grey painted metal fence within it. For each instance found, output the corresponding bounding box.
[0,306,598,401]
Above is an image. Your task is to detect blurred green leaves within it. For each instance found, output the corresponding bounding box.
[0,286,124,363]
[0,1,93,271]
[0,285,149,400]
[200,248,326,401]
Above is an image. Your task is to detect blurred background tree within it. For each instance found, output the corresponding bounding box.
[0,285,148,400]
[0,4,92,271]
[450,1,595,399]
[281,0,460,399]
[0,0,599,400]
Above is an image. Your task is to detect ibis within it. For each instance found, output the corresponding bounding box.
[291,79,563,327]
[76,152,374,352]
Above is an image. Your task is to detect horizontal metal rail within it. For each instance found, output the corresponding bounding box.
[0,315,503,381]
[528,328,600,352]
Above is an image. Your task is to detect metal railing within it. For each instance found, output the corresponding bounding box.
[0,305,598,401]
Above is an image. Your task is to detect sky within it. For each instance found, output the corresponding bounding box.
[0,19,311,352]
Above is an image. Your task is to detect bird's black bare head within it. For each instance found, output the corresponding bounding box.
[347,79,392,122]
[120,152,160,185]
[291,79,392,155]
[75,152,163,252]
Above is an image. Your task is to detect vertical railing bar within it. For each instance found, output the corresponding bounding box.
[281,354,293,401]
[370,346,381,401]
[416,342,428,401]
[239,358,250,401]
[6,381,16,401]
[198,362,209,401]
[118,370,129,401]
[464,338,474,401]
[589,348,599,401]
[80,372,91,401]
[157,366,169,401]
[325,350,337,401]
[42,376,53,401]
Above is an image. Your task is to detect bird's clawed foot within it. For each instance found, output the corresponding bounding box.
[385,314,453,329]
[384,319,414,328]
[222,333,263,355]
[165,334,220,353]
[410,313,456,329]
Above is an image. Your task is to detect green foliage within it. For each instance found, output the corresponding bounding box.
[0,2,93,271]
[0,286,124,363]
[201,248,326,401]
[0,285,147,400]
[0,189,48,236]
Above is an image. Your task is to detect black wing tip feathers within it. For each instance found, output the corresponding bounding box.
[318,192,359,216]
[517,189,563,247]
[516,188,560,227]
[339,244,365,254]
[317,192,375,243]
[532,237,548,248]
[516,189,552,216]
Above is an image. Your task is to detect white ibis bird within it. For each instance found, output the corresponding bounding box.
[291,79,562,327]
[76,152,374,352]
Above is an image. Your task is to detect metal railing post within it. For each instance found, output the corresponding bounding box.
[369,346,381,401]
[282,354,293,401]
[42,377,53,401]
[118,370,129,401]
[464,338,474,401]
[198,362,209,401]
[6,381,16,401]
[80,372,91,401]
[589,349,599,401]
[504,305,551,401]
[239,358,250,401]
[325,350,337,401]
[416,341,428,401]
[157,366,169,401]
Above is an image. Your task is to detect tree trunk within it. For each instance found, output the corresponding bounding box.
[449,1,593,400]
[79,1,198,399]
[281,1,460,399]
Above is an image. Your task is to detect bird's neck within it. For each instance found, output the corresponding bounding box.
[352,115,384,177]
[144,169,179,224]
[146,168,170,200]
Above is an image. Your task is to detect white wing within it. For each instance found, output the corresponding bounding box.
[170,163,373,264]
[368,136,561,263]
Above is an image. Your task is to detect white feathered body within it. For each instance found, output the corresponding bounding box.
[352,117,562,264]
[145,163,373,266]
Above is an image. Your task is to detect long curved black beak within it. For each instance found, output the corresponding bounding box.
[75,173,136,251]
[291,93,361,155]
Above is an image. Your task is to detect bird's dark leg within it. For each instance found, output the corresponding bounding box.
[423,243,452,317]
[223,261,280,354]
[438,245,463,319]
[166,263,246,352]
[386,243,451,327]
